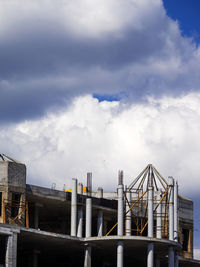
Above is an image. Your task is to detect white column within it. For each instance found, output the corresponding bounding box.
[71,178,77,236]
[174,181,178,242]
[117,173,124,267]
[84,198,92,267]
[125,190,131,236]
[156,191,162,239]
[147,174,154,267]
[168,247,174,267]
[168,177,174,241]
[97,210,103,236]
[117,241,123,267]
[5,233,17,267]
[77,183,83,238]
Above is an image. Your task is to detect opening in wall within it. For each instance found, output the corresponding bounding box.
[11,192,21,218]
[182,228,189,251]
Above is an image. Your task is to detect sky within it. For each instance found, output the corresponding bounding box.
[1,0,200,257]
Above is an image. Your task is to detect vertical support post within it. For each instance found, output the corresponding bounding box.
[117,170,124,267]
[174,181,178,242]
[168,177,175,267]
[84,198,92,267]
[26,202,29,228]
[84,246,91,267]
[117,241,123,267]
[125,190,131,236]
[168,247,175,267]
[85,198,92,238]
[168,177,174,241]
[5,233,17,267]
[97,210,103,236]
[71,178,77,236]
[175,251,179,267]
[156,190,162,239]
[77,183,83,238]
[97,187,103,198]
[147,243,154,267]
[147,167,154,267]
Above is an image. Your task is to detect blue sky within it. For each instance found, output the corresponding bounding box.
[0,0,200,256]
[164,0,200,43]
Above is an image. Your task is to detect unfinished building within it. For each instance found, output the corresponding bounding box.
[0,154,199,267]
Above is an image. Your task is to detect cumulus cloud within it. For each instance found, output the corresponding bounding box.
[1,0,200,123]
[1,93,200,198]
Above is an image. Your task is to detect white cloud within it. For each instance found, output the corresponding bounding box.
[0,0,166,38]
[1,93,200,196]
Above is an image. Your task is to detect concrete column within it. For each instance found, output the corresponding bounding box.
[71,178,77,236]
[168,177,174,241]
[168,247,174,267]
[117,172,124,267]
[147,242,154,267]
[156,191,162,239]
[97,210,103,236]
[174,181,178,242]
[175,251,179,267]
[84,198,92,267]
[84,246,91,267]
[125,190,131,236]
[77,183,83,238]
[77,206,83,237]
[148,186,154,238]
[97,187,103,198]
[78,183,83,195]
[117,184,124,236]
[5,233,17,267]
[85,198,92,238]
[117,241,123,267]
[147,173,154,267]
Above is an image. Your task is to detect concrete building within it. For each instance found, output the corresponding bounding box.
[0,154,199,267]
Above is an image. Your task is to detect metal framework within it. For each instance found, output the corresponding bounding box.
[106,164,170,238]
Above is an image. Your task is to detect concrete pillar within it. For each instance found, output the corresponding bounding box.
[147,172,154,267]
[156,191,162,239]
[84,198,92,267]
[5,233,17,267]
[77,206,83,238]
[97,210,103,236]
[117,184,124,236]
[175,251,179,267]
[78,183,83,195]
[77,183,83,238]
[84,246,91,267]
[148,185,154,238]
[147,242,154,267]
[125,190,131,236]
[168,247,174,267]
[97,187,103,198]
[117,172,124,267]
[168,177,174,241]
[174,181,178,242]
[34,203,43,229]
[71,178,77,236]
[85,198,92,238]
[117,241,123,267]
